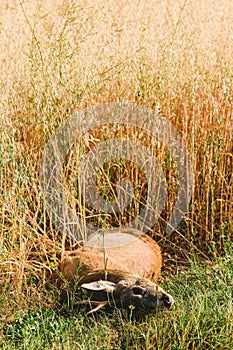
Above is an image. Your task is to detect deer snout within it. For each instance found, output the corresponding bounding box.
[159,292,174,308]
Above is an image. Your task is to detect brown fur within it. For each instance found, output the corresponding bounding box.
[60,229,162,283]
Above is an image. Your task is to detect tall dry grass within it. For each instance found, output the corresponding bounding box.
[0,0,232,305]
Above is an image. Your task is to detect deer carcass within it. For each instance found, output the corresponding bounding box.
[58,228,174,314]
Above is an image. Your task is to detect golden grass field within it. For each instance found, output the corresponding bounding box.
[0,0,232,309]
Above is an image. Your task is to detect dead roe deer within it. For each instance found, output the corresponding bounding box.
[57,228,174,315]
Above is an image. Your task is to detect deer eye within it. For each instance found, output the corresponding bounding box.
[132,287,144,295]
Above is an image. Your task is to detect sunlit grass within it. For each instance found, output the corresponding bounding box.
[1,256,232,349]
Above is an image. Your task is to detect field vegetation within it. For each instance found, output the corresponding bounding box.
[0,0,232,349]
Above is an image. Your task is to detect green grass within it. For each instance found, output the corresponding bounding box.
[1,256,232,350]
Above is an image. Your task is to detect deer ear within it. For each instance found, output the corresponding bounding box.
[81,280,116,293]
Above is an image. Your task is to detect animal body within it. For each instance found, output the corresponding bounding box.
[58,228,174,315]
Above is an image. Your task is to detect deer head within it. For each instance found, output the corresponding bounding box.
[79,270,174,315]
